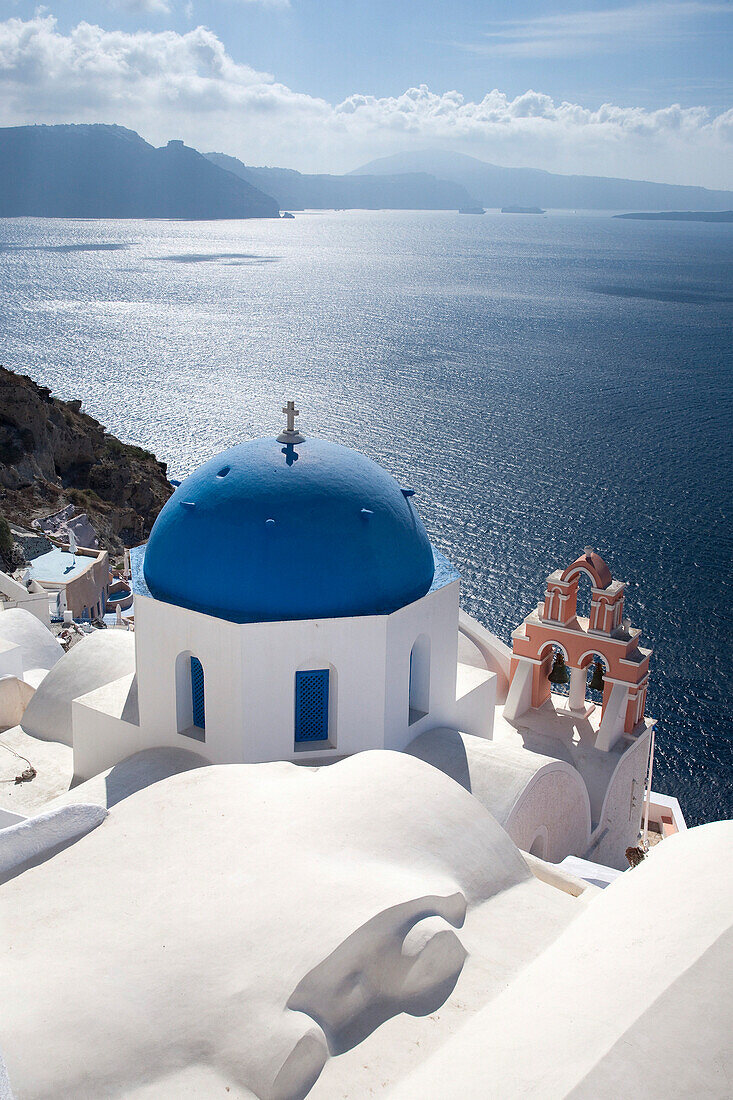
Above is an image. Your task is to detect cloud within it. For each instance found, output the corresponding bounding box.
[109,0,288,11]
[111,0,172,14]
[461,1,730,59]
[0,14,730,187]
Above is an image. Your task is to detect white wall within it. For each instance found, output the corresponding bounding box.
[133,594,392,765]
[92,582,468,770]
[384,581,460,752]
[458,610,512,702]
[237,613,388,762]
[454,664,496,739]
[70,577,482,775]
[134,595,248,764]
[0,675,35,728]
[0,572,51,628]
[588,727,652,870]
[0,641,23,682]
[506,764,592,862]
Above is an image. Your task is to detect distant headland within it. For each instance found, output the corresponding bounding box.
[0,125,279,220]
[614,211,733,223]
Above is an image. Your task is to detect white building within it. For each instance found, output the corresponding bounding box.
[0,568,50,627]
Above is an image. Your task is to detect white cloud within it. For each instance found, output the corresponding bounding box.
[463,1,730,59]
[0,14,730,188]
[109,0,287,11]
[111,0,172,15]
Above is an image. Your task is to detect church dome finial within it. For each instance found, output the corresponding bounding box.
[276,399,305,445]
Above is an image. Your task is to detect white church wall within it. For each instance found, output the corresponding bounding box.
[383,581,460,752]
[454,663,496,739]
[505,764,592,863]
[587,727,652,870]
[133,594,248,765]
[75,580,470,770]
[133,594,391,764]
[237,613,388,762]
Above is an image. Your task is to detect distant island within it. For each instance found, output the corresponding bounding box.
[458,205,485,214]
[0,125,278,220]
[205,152,476,211]
[613,211,733,222]
[501,206,545,214]
[353,149,733,212]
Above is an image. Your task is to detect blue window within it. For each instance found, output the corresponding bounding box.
[295,669,330,743]
[191,656,205,729]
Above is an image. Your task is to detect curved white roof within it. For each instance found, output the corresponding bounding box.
[390,820,733,1099]
[0,608,62,674]
[21,631,135,746]
[0,751,559,1099]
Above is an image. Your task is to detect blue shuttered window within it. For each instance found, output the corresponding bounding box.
[191,656,205,729]
[295,669,330,743]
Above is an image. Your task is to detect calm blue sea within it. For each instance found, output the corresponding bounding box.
[1,211,731,825]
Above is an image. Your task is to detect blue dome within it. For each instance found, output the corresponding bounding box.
[143,436,435,623]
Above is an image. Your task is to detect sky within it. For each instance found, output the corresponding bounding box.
[0,0,731,187]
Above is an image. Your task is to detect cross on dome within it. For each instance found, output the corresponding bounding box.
[283,400,298,432]
[277,399,305,445]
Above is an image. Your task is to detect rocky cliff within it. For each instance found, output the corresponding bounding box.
[0,366,173,558]
[0,125,279,219]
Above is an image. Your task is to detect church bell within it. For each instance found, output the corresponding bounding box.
[548,653,570,685]
[589,661,605,693]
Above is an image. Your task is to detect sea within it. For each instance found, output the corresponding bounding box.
[0,210,731,826]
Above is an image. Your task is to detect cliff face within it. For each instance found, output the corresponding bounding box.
[0,366,173,555]
[0,125,279,219]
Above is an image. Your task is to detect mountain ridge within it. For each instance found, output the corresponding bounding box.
[352,149,733,211]
[205,152,475,210]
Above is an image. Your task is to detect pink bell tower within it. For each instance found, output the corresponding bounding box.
[504,549,651,751]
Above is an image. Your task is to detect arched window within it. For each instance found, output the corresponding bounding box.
[574,572,594,622]
[542,642,570,700]
[294,668,330,745]
[578,651,610,706]
[176,652,205,742]
[408,635,430,725]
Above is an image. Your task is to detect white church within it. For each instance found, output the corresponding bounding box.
[0,403,728,1100]
[2,403,679,869]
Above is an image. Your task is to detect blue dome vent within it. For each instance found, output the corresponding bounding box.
[143,435,435,624]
